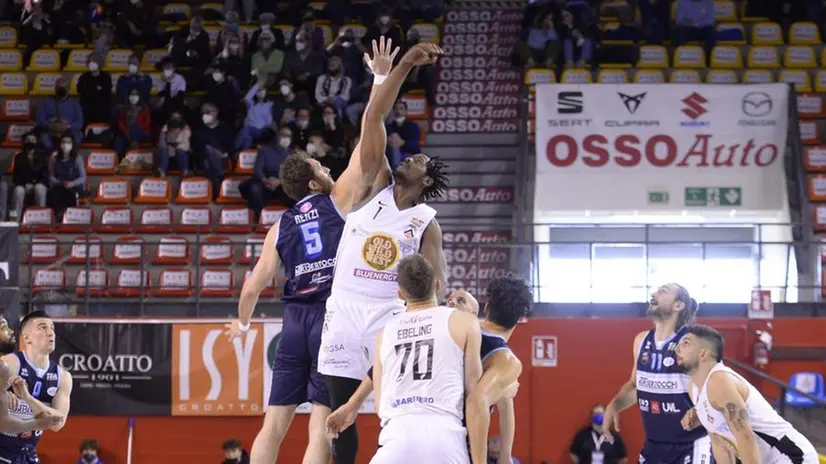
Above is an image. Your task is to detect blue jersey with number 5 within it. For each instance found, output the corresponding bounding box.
[276,193,345,303]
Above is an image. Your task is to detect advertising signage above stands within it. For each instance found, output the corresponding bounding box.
[442,230,513,298]
[533,83,790,214]
[432,9,523,133]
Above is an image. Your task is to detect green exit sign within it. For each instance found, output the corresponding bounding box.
[648,190,670,204]
[685,187,742,207]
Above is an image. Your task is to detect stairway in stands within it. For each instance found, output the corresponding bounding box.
[420,2,525,297]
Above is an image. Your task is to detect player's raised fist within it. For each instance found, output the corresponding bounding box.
[363,36,400,77]
[401,42,443,66]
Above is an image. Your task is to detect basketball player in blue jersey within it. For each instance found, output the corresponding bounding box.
[602,283,711,463]
[1,311,72,463]
[325,278,530,464]
[226,38,444,464]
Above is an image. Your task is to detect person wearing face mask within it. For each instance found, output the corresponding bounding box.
[251,32,284,77]
[77,52,112,125]
[221,439,249,464]
[204,62,242,128]
[305,132,346,180]
[113,89,152,159]
[569,404,628,464]
[10,132,48,221]
[193,103,234,197]
[249,12,285,53]
[76,439,107,464]
[46,133,87,220]
[290,10,324,52]
[284,32,326,95]
[153,57,187,123]
[156,112,192,177]
[35,77,83,154]
[115,53,152,105]
[320,104,347,149]
[385,100,421,169]
[239,126,296,219]
[216,10,242,52]
[273,77,311,127]
[114,0,154,48]
[213,36,251,88]
[363,6,404,60]
[169,15,212,86]
[288,107,314,151]
[314,56,353,116]
[328,28,366,85]
[236,75,275,151]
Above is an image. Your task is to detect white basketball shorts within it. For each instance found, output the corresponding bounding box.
[370,415,469,464]
[317,292,405,379]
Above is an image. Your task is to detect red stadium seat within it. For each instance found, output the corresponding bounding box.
[217,207,253,234]
[200,268,234,297]
[154,268,193,297]
[95,207,133,233]
[178,206,212,233]
[199,236,234,265]
[67,237,103,265]
[110,236,145,265]
[75,269,108,297]
[153,237,191,265]
[137,207,174,234]
[110,269,150,297]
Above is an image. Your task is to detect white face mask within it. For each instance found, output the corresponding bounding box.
[229,44,240,52]
[261,24,271,31]
[278,137,291,148]
[296,120,308,129]
[163,69,174,78]
[88,62,99,72]
[60,143,72,153]
[341,41,352,48]
[257,90,267,99]
[212,72,223,82]
[395,116,405,125]
[379,16,391,25]
[128,64,138,74]
[295,42,306,51]
[202,113,214,124]
[305,142,317,154]
[280,85,291,96]
[129,95,140,105]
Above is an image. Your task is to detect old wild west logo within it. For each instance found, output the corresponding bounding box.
[172,324,264,416]
[361,233,400,271]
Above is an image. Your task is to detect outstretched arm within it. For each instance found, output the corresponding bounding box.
[420,219,447,297]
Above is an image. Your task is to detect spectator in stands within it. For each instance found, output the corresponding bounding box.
[274,77,311,126]
[284,32,327,95]
[47,133,86,220]
[216,10,242,53]
[569,404,627,464]
[307,131,346,180]
[327,27,367,88]
[77,52,113,125]
[672,0,716,59]
[116,53,153,106]
[560,9,594,68]
[92,19,114,57]
[251,32,285,77]
[407,0,443,24]
[400,28,436,104]
[77,438,106,464]
[154,57,187,124]
[488,435,520,464]
[51,0,86,46]
[249,13,285,53]
[20,9,51,64]
[603,7,641,42]
[36,77,83,154]
[114,0,155,49]
[156,112,192,177]
[364,6,405,56]
[193,103,234,197]
[204,62,242,128]
[513,11,560,68]
[214,35,251,89]
[637,0,669,44]
[170,16,212,87]
[291,10,325,52]
[239,126,295,219]
[113,88,152,159]
[386,101,421,169]
[221,438,249,464]
[236,76,275,151]
[289,107,314,151]
[10,132,48,221]
[315,56,352,116]
[344,69,374,127]
[320,103,348,150]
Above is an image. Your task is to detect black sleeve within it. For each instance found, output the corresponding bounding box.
[569,429,585,455]
[367,366,373,381]
[613,432,627,458]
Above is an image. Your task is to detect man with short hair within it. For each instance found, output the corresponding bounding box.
[77,438,107,464]
[221,439,250,464]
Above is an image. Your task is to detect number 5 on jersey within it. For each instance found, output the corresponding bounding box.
[395,339,434,382]
[300,220,323,259]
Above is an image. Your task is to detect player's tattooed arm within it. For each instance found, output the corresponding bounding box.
[710,433,737,464]
[707,372,760,464]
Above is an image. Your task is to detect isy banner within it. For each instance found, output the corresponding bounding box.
[534,83,790,212]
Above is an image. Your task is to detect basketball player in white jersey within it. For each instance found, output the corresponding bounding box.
[675,324,819,464]
[371,255,483,464]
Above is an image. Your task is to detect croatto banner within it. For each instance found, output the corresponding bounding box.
[534,83,790,212]
[433,9,523,133]
[443,230,513,297]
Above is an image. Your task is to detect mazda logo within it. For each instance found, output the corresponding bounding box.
[742,92,772,117]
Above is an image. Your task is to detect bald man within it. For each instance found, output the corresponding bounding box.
[327,280,531,462]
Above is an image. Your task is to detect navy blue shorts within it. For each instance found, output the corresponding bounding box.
[268,301,330,407]
[0,447,39,464]
[640,436,713,464]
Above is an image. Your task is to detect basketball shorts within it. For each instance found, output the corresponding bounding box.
[317,293,405,380]
[640,436,712,464]
[370,415,469,464]
[0,446,39,464]
[268,301,330,407]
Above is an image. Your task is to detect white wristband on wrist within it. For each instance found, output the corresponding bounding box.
[238,321,250,332]
[373,74,387,85]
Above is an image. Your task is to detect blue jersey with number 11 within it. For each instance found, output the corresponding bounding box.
[276,193,345,303]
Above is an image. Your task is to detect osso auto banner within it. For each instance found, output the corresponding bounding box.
[534,84,789,212]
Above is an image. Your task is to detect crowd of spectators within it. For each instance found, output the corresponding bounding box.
[1,0,439,223]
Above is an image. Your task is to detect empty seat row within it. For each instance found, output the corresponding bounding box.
[602,21,821,46]
[599,45,825,70]
[21,205,285,234]
[31,267,279,298]
[23,234,269,266]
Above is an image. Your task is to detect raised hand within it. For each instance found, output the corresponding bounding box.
[401,42,444,67]
[363,36,400,77]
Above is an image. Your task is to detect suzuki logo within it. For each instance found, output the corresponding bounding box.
[681,93,708,119]
[618,92,647,114]
[742,92,772,117]
[557,91,583,114]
